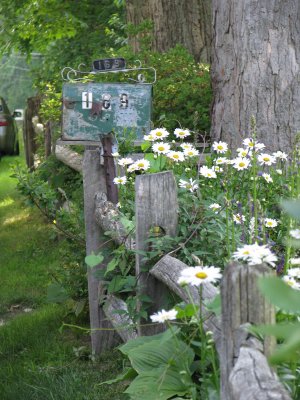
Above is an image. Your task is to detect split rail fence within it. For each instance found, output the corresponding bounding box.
[61,145,291,399]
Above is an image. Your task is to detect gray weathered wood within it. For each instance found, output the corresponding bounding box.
[135,171,178,335]
[229,333,291,400]
[83,148,119,355]
[103,295,138,343]
[55,143,83,172]
[150,255,222,355]
[211,0,300,152]
[220,262,279,400]
[94,192,135,249]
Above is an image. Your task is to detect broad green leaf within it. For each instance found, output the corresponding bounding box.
[270,328,300,363]
[251,322,300,340]
[259,276,300,313]
[175,303,199,319]
[126,335,194,374]
[120,328,180,355]
[125,368,194,400]
[105,258,119,276]
[85,253,104,268]
[205,293,221,316]
[98,367,137,386]
[281,199,300,220]
[141,141,151,152]
[47,283,69,303]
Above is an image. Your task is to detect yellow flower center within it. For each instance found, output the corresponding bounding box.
[156,132,163,137]
[263,157,270,162]
[239,162,245,167]
[186,184,192,189]
[242,250,250,255]
[173,154,179,159]
[158,146,164,151]
[195,272,208,279]
[137,163,144,168]
[217,145,223,150]
[249,142,254,147]
[178,132,185,136]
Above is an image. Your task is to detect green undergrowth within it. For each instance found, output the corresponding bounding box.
[0,149,127,400]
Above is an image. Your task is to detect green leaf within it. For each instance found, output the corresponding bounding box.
[47,283,69,303]
[85,253,104,268]
[125,368,194,400]
[105,258,119,276]
[281,199,300,220]
[259,276,300,313]
[269,329,300,363]
[205,293,221,316]
[141,141,151,152]
[175,303,199,319]
[98,367,137,386]
[251,322,300,340]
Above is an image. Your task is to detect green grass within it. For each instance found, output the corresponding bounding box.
[0,142,128,400]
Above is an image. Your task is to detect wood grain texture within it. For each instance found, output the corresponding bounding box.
[220,262,284,400]
[229,335,291,400]
[211,0,300,152]
[126,0,211,62]
[94,191,135,249]
[103,295,138,343]
[135,171,178,335]
[83,149,119,355]
[55,143,83,172]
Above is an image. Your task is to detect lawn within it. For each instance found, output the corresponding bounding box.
[0,139,127,400]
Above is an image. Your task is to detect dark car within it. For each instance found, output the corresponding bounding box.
[0,97,19,156]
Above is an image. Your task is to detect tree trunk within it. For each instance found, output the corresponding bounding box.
[211,0,300,152]
[126,0,211,62]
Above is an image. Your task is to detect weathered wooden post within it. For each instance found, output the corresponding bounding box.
[220,262,290,400]
[83,147,119,355]
[135,171,178,335]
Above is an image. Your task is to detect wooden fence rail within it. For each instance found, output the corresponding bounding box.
[56,148,291,399]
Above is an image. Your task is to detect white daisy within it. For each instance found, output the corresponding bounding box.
[243,138,256,148]
[133,159,151,171]
[290,229,300,239]
[150,309,178,323]
[179,178,198,193]
[144,134,156,141]
[180,142,194,151]
[232,157,251,171]
[258,153,276,166]
[282,276,300,290]
[233,213,246,224]
[262,173,273,183]
[199,165,217,179]
[149,128,170,140]
[212,141,228,154]
[236,148,251,158]
[212,166,223,173]
[288,266,300,277]
[174,128,191,139]
[111,152,120,157]
[276,169,283,175]
[184,148,199,157]
[113,176,127,185]
[264,218,278,228]
[152,142,171,154]
[215,157,228,165]
[167,151,185,162]
[290,259,300,267]
[273,151,288,160]
[209,203,221,213]
[178,266,222,287]
[255,142,266,151]
[233,243,278,268]
[118,157,134,167]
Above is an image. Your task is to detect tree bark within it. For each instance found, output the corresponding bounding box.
[211,0,300,152]
[126,0,212,62]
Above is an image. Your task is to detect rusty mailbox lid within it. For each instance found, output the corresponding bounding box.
[62,82,152,142]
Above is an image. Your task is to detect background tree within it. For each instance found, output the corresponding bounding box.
[211,0,300,152]
[125,0,211,62]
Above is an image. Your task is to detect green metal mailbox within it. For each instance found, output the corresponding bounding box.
[62,82,152,142]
